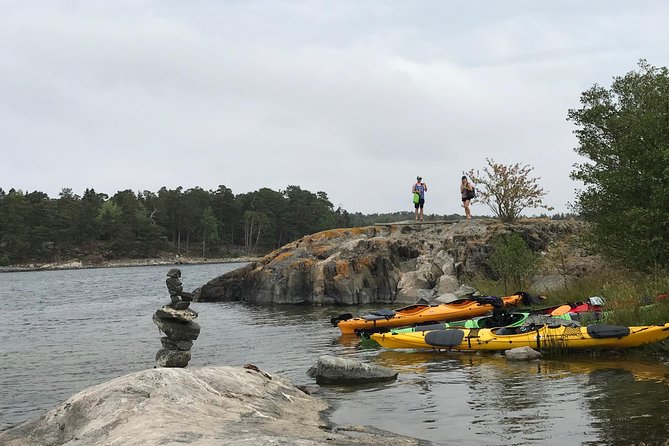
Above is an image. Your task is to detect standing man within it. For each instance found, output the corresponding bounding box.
[412,176,427,222]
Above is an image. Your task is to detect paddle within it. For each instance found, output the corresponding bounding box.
[330,313,353,326]
[550,305,572,316]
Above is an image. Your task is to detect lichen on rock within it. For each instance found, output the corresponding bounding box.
[193,219,599,306]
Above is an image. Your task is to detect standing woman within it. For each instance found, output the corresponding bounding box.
[460,175,474,221]
[412,176,427,222]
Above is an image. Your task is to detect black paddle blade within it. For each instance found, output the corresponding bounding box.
[424,329,465,347]
[515,291,543,305]
[330,313,353,326]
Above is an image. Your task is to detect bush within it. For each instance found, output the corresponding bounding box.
[0,255,10,266]
[488,233,540,294]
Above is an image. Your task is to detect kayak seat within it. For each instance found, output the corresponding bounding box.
[414,323,446,332]
[587,324,630,339]
[362,309,397,321]
[424,329,465,347]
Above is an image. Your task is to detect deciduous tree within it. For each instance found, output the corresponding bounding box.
[467,159,552,223]
[568,60,669,269]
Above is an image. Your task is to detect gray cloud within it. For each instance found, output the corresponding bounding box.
[2,0,668,215]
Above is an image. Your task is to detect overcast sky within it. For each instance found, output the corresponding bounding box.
[1,1,667,215]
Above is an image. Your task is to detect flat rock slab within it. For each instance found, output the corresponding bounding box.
[0,367,418,446]
[307,355,398,384]
[155,305,198,322]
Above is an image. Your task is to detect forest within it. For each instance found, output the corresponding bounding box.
[0,185,360,264]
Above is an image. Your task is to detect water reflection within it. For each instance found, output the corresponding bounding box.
[584,369,669,446]
[3,265,669,445]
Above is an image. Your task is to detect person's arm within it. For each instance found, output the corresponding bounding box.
[423,182,427,192]
[412,184,417,193]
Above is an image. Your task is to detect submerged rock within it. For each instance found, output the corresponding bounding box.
[505,346,543,361]
[307,355,399,384]
[0,367,418,446]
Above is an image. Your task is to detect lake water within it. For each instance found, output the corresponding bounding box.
[2,263,669,445]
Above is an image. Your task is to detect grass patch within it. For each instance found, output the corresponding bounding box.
[469,268,669,326]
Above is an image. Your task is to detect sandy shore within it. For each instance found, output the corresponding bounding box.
[0,256,257,273]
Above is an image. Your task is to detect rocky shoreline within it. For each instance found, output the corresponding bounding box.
[0,255,257,273]
[194,219,601,305]
[0,366,423,446]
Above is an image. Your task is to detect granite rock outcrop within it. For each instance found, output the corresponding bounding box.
[194,219,598,305]
[0,367,419,445]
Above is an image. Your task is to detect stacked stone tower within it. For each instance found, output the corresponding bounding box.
[153,268,200,367]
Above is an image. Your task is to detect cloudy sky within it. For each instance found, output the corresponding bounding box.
[1,1,667,215]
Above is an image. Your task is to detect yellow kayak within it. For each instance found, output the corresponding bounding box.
[370,323,669,351]
[332,294,527,334]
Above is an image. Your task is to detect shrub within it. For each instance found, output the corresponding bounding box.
[488,233,540,294]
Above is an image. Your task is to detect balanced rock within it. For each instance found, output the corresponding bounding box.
[155,305,198,322]
[307,355,398,384]
[160,337,193,351]
[155,349,191,367]
[153,305,200,368]
[152,312,201,342]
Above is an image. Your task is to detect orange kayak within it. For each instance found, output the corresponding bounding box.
[332,294,528,334]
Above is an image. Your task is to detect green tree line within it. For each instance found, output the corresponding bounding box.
[0,185,349,264]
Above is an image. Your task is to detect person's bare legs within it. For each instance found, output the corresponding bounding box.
[464,200,471,220]
[419,205,424,222]
[415,207,419,221]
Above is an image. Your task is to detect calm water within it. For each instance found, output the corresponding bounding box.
[2,264,669,445]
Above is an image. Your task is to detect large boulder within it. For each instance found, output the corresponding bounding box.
[193,219,599,305]
[0,367,418,446]
[436,275,459,294]
[195,226,417,305]
[307,355,398,384]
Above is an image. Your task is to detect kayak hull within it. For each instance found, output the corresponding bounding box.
[336,294,524,334]
[370,323,669,351]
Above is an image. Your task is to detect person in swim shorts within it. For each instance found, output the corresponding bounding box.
[412,176,427,222]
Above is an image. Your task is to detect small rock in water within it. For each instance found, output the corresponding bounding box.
[505,346,542,361]
[307,355,398,384]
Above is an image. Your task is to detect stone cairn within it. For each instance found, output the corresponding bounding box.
[152,268,200,367]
